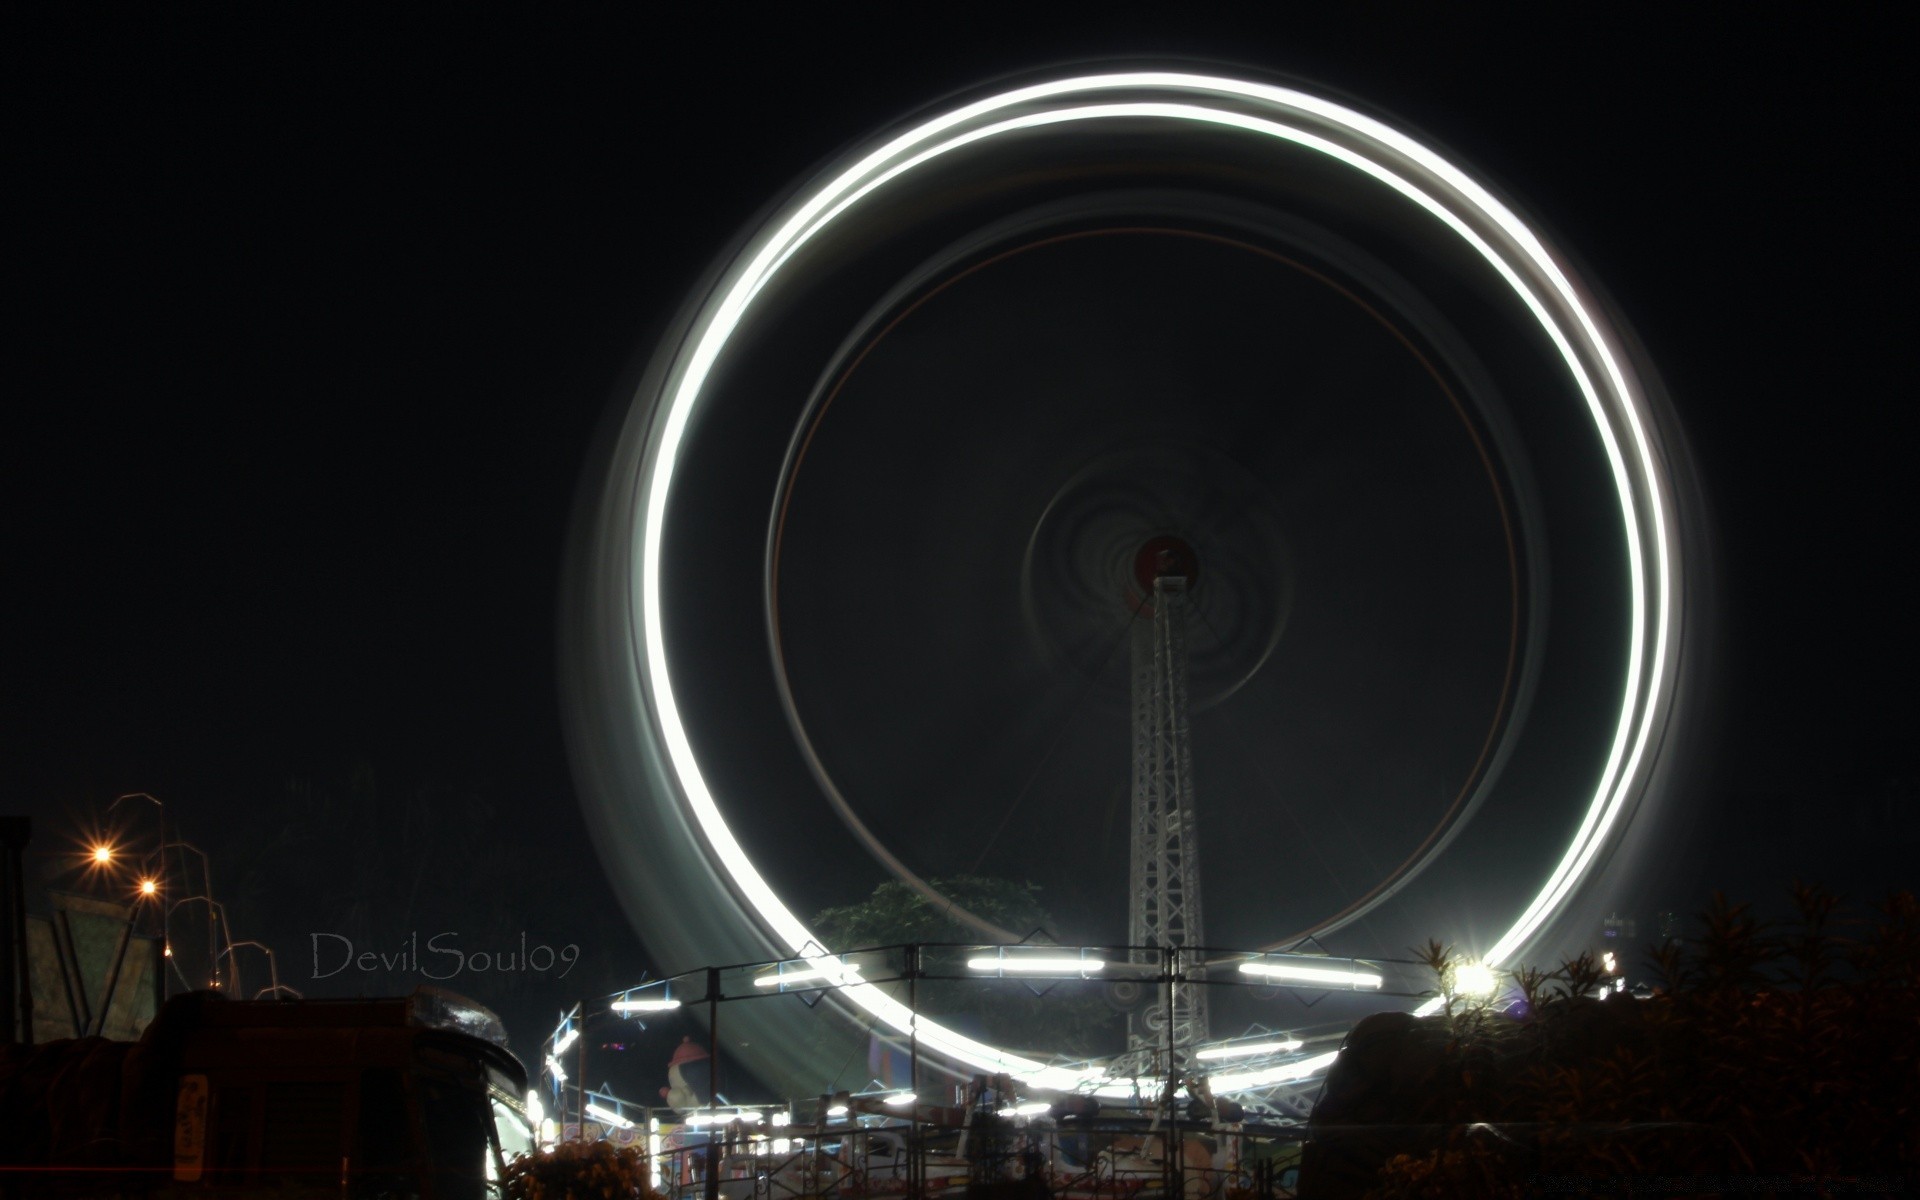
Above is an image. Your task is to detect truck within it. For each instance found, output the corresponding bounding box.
[0,986,534,1198]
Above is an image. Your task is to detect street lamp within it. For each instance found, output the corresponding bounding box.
[109,794,191,999]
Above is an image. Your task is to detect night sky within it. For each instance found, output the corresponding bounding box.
[9,8,1912,1084]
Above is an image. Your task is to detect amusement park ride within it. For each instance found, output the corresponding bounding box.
[555,64,1696,1194]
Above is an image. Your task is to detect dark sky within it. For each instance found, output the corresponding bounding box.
[8,7,1913,1076]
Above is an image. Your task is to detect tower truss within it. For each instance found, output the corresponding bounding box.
[1127,570,1210,1064]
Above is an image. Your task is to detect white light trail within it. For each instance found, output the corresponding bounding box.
[1208,1051,1343,1093]
[752,964,862,987]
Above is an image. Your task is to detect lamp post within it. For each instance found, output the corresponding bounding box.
[156,842,217,989]
[167,896,236,993]
[220,941,298,1000]
[109,796,223,1000]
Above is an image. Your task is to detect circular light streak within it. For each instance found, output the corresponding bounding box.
[620,70,1683,1086]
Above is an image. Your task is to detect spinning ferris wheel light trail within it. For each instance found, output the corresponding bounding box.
[563,64,1696,1097]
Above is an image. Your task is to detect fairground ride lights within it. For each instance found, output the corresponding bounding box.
[1238,961,1384,989]
[551,1027,579,1055]
[965,955,1106,974]
[998,1101,1053,1117]
[882,1091,916,1107]
[626,67,1683,1087]
[586,1103,635,1130]
[1193,1039,1304,1060]
[612,997,683,1012]
[684,1110,766,1126]
[544,1055,568,1083]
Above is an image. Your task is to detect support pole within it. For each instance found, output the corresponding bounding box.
[907,944,921,1200]
[705,967,721,1200]
[0,818,30,1047]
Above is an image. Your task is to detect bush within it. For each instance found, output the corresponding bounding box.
[502,1140,663,1200]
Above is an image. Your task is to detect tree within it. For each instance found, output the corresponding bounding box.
[812,876,1122,1058]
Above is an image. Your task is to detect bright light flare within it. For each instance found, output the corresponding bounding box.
[1453,962,1499,997]
[882,1091,916,1107]
[552,1028,579,1055]
[137,878,159,897]
[90,844,115,866]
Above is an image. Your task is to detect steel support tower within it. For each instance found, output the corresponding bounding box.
[1126,564,1210,1066]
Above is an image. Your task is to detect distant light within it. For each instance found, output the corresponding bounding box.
[882,1091,916,1107]
[965,956,1105,974]
[552,1028,579,1055]
[1453,963,1499,997]
[754,964,860,988]
[1194,1039,1303,1061]
[586,1103,634,1130]
[1601,951,1618,974]
[1238,961,1383,989]
[612,998,682,1012]
[138,878,158,896]
[91,845,114,865]
[163,945,172,958]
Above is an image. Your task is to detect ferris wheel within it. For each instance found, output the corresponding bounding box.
[562,66,1699,1099]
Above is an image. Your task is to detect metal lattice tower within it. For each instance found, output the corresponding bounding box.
[1126,546,1210,1065]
